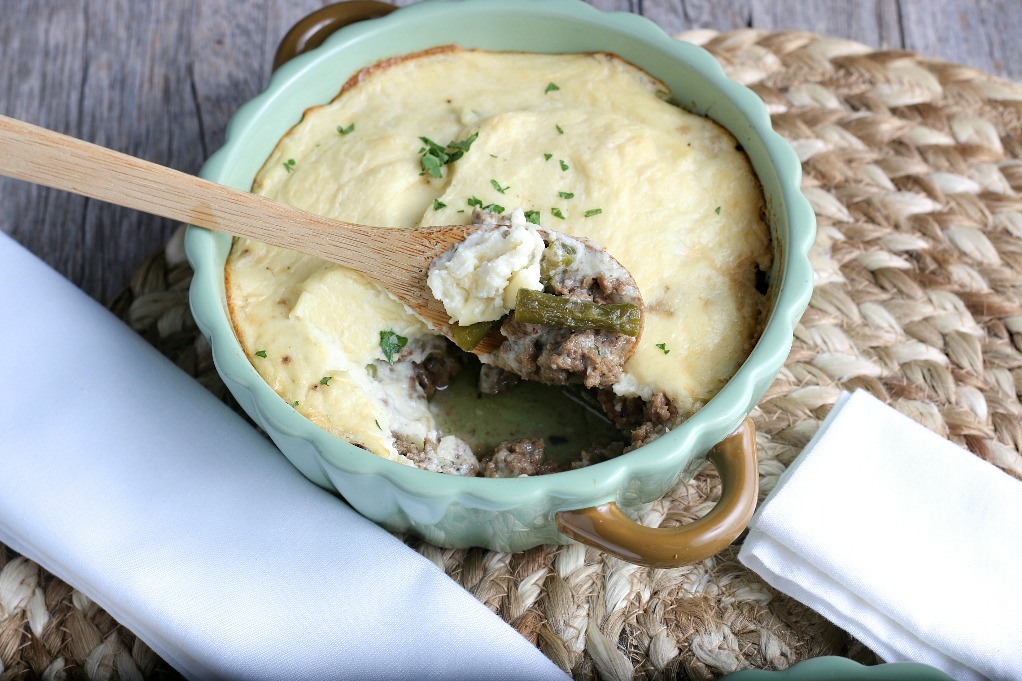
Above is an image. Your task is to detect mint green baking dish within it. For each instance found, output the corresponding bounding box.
[184,0,815,565]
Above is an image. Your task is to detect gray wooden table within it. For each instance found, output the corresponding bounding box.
[1,0,1020,303]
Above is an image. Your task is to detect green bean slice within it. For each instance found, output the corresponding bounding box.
[539,241,576,285]
[450,320,498,351]
[514,289,641,337]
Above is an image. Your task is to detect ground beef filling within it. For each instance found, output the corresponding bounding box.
[496,323,635,388]
[480,438,557,478]
[414,343,463,398]
[472,209,641,390]
[597,390,679,452]
[392,209,662,477]
[392,338,678,477]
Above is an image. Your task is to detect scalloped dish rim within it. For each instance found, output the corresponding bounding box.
[184,0,815,529]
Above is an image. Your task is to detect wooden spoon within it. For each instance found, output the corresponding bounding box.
[0,114,475,344]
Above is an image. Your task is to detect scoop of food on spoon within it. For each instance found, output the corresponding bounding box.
[0,114,643,385]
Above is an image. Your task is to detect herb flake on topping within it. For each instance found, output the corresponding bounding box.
[543,153,552,161]
[320,376,332,386]
[433,199,446,211]
[365,364,377,378]
[419,138,447,178]
[715,205,721,214]
[418,131,479,179]
[559,159,569,171]
[584,208,602,218]
[255,350,267,358]
[447,131,478,156]
[558,191,574,199]
[555,124,564,135]
[524,210,541,224]
[656,342,671,355]
[283,158,296,173]
[379,330,408,365]
[550,208,565,220]
[545,82,560,94]
[291,401,300,408]
[467,196,483,208]
[490,179,509,194]
[375,419,382,430]
[337,123,355,135]
[482,203,505,214]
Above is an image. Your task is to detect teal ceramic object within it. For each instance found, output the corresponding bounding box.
[185,0,815,555]
[723,657,955,680]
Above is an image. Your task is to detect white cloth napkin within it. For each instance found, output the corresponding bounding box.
[0,231,569,681]
[739,389,1022,681]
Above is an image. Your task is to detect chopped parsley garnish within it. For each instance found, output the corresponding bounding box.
[558,191,574,199]
[283,158,296,173]
[464,196,503,213]
[375,419,382,430]
[433,199,447,211]
[337,123,355,135]
[418,131,479,178]
[320,376,332,386]
[543,153,552,161]
[379,330,408,365]
[559,159,569,171]
[715,205,721,215]
[656,342,671,355]
[555,124,564,135]
[291,401,300,408]
[255,350,267,358]
[365,364,378,378]
[584,208,602,218]
[490,179,509,194]
[447,131,478,156]
[550,207,565,220]
[545,82,560,94]
[419,139,447,178]
[524,210,541,224]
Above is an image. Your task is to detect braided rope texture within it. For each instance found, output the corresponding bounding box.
[3,29,1022,680]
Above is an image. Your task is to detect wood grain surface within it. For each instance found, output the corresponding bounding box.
[2,0,1020,303]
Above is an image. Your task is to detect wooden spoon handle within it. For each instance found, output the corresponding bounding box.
[0,114,380,264]
[0,114,477,335]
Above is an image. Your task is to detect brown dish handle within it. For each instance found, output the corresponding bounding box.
[272,1,398,71]
[556,418,758,569]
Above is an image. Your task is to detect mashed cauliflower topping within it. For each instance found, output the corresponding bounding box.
[225,47,772,472]
[427,208,544,325]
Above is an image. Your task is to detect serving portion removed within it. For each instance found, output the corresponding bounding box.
[224,47,772,477]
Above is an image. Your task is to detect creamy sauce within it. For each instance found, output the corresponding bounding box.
[430,359,625,469]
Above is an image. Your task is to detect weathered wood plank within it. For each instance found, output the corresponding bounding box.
[748,0,903,50]
[900,0,1022,81]
[0,0,89,294]
[644,0,752,35]
[74,0,203,302]
[188,1,269,157]
[2,0,1020,303]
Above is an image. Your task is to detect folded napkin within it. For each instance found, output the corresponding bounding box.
[0,231,569,680]
[739,390,1022,681]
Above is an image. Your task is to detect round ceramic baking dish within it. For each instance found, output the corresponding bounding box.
[185,0,815,567]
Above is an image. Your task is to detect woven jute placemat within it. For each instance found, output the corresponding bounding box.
[4,29,1022,680]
